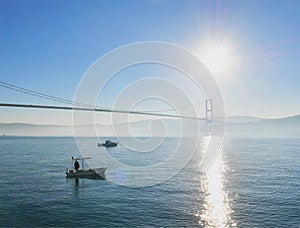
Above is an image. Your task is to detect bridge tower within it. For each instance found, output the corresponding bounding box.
[205,99,213,133]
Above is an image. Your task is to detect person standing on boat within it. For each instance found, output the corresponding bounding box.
[74,160,80,172]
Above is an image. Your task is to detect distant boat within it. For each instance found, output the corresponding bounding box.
[98,140,118,148]
[66,157,106,179]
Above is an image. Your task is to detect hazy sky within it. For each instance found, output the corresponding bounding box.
[0,0,299,124]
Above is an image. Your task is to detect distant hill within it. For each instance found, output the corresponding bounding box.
[227,114,300,124]
[227,114,300,138]
[0,120,185,137]
[0,123,74,136]
[1,114,300,137]
[260,114,300,125]
[227,116,264,123]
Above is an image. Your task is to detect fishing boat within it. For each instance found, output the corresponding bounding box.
[66,157,106,179]
[98,140,118,148]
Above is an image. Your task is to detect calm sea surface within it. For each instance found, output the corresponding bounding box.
[0,136,299,227]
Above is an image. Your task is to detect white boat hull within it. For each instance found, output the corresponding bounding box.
[66,167,106,179]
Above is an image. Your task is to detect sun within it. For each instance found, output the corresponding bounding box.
[203,44,230,74]
[196,41,239,80]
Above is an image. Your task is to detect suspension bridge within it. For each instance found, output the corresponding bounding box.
[0,81,213,123]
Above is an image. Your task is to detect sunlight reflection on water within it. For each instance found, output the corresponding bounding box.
[197,138,236,227]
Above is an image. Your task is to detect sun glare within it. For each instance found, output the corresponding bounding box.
[196,41,239,80]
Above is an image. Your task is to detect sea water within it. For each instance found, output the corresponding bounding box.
[0,136,299,227]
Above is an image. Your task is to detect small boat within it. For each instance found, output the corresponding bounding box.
[66,157,106,179]
[98,140,118,148]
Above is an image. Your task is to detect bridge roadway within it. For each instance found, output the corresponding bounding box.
[0,103,206,121]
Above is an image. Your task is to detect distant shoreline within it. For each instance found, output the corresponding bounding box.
[1,114,299,138]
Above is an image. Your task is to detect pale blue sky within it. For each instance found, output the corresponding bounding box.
[0,0,299,124]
